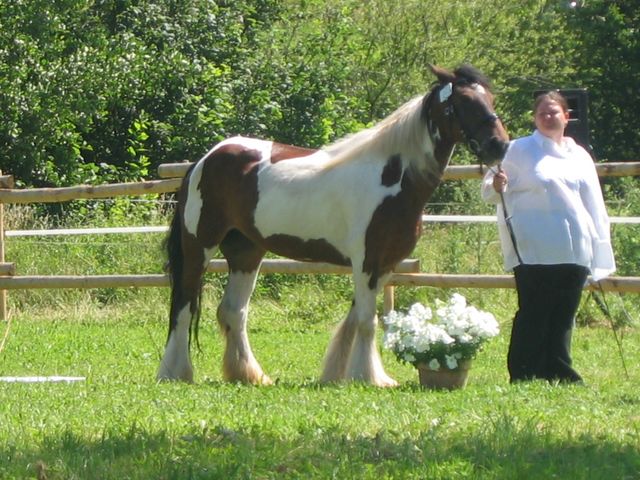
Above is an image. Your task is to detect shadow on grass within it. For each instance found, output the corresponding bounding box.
[2,414,639,479]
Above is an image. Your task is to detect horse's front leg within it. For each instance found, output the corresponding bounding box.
[346,272,397,386]
[321,271,397,387]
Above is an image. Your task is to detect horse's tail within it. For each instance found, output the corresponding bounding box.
[164,169,203,348]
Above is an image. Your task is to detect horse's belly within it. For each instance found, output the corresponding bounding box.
[254,200,351,260]
[262,233,351,266]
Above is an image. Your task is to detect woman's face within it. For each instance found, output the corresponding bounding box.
[534,98,569,138]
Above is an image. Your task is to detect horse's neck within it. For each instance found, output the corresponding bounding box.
[407,140,455,205]
[433,141,456,175]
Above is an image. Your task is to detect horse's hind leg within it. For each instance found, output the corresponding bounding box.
[157,227,214,382]
[156,199,219,382]
[320,302,358,383]
[217,231,271,385]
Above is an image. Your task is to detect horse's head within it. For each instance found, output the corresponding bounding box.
[426,64,509,166]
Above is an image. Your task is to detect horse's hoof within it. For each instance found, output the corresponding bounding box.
[156,375,194,384]
[375,375,399,387]
[156,368,194,383]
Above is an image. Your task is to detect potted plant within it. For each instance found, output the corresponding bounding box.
[382,293,499,390]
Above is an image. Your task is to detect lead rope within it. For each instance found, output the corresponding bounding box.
[499,190,524,265]
[488,165,523,264]
[591,282,630,379]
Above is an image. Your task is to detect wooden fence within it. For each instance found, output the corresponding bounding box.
[0,161,639,320]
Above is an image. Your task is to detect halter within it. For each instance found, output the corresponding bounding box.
[438,81,502,158]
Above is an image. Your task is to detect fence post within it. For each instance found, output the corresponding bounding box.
[383,285,394,315]
[0,169,6,321]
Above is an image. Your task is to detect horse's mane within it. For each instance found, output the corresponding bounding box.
[321,94,431,170]
[319,64,492,171]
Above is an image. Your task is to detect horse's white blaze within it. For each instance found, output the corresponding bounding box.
[472,83,487,95]
[254,153,403,257]
[157,304,193,381]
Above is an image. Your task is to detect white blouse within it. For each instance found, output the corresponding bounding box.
[481,130,616,281]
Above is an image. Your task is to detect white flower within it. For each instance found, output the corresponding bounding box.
[382,294,499,370]
[457,333,473,344]
[445,354,458,369]
[382,331,401,350]
[403,352,416,363]
[408,302,433,321]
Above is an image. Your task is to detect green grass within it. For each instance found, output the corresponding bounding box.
[1,201,639,478]
[1,298,639,479]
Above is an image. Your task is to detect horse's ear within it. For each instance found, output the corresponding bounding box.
[429,64,455,84]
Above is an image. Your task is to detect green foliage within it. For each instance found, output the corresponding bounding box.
[565,0,640,160]
[0,0,280,186]
[1,0,637,189]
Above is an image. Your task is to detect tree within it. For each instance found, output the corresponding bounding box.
[565,0,640,161]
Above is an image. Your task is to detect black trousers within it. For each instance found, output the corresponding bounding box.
[508,264,589,384]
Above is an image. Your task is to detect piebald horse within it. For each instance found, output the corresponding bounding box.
[157,64,509,386]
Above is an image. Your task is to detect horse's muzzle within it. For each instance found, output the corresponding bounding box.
[477,137,509,166]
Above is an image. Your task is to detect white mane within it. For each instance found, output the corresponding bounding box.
[321,94,433,170]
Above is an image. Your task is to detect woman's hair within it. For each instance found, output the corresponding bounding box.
[534,90,569,113]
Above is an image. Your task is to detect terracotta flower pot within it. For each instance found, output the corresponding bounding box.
[416,360,471,390]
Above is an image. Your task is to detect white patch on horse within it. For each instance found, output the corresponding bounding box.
[472,83,487,95]
[253,152,403,258]
[184,161,205,236]
[157,304,193,381]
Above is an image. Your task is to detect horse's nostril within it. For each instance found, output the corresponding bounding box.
[490,138,509,159]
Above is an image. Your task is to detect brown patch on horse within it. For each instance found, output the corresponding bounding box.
[362,172,438,289]
[219,229,266,273]
[192,140,348,271]
[381,155,403,187]
[264,234,350,266]
[195,143,263,248]
[271,142,317,163]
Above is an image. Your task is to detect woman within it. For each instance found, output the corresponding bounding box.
[481,91,616,383]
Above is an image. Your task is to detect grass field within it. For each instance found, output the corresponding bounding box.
[0,202,638,478]
[1,291,639,479]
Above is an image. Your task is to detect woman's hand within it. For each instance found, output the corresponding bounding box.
[493,167,508,193]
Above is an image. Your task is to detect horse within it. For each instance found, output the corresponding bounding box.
[157,64,509,386]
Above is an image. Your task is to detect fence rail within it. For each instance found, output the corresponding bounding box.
[0,162,638,204]
[0,161,638,320]
[4,213,639,239]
